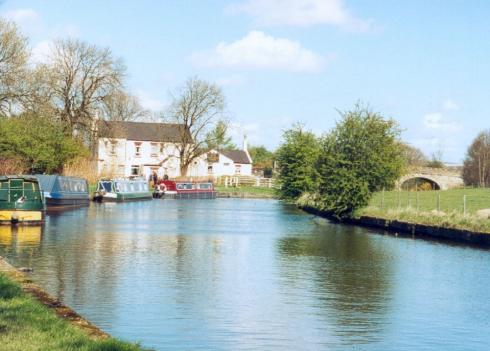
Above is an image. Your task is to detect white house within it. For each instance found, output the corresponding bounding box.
[97,120,253,179]
[188,140,253,177]
[97,121,186,179]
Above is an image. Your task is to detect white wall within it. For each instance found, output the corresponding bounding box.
[187,151,253,177]
[98,138,181,179]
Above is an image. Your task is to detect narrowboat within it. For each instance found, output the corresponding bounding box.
[35,175,90,208]
[93,178,153,202]
[0,176,45,225]
[154,180,216,199]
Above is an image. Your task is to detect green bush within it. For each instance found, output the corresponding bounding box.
[275,124,320,200]
[0,274,22,299]
[0,113,89,173]
[317,104,404,218]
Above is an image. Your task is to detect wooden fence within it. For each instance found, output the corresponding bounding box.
[216,176,277,188]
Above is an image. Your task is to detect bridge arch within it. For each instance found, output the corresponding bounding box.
[397,174,442,190]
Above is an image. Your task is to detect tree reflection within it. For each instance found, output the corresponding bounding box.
[277,219,394,345]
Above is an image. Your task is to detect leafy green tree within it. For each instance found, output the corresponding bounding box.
[318,104,404,218]
[276,124,320,200]
[0,113,89,173]
[205,120,235,150]
[248,145,274,177]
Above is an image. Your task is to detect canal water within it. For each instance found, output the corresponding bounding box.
[0,199,489,350]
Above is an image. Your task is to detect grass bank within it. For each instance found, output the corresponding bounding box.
[0,272,147,351]
[215,185,277,198]
[360,188,490,233]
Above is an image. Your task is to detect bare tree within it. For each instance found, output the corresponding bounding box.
[400,143,427,168]
[101,89,149,121]
[0,19,29,115]
[167,77,225,175]
[47,39,125,143]
[463,130,490,187]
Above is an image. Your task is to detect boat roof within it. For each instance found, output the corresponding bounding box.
[0,175,39,182]
[98,177,147,182]
[35,174,88,193]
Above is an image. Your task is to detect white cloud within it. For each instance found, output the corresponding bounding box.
[215,75,248,87]
[191,31,326,73]
[2,8,40,24]
[423,112,462,133]
[1,8,43,35]
[442,99,459,111]
[31,40,52,64]
[228,0,372,31]
[136,90,166,111]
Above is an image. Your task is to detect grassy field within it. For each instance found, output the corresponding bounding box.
[0,274,147,351]
[368,188,490,214]
[360,188,490,233]
[215,185,277,198]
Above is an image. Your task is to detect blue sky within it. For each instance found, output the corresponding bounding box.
[1,0,489,163]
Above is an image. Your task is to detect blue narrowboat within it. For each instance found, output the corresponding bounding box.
[35,175,90,208]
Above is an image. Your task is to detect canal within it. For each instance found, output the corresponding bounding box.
[0,199,489,350]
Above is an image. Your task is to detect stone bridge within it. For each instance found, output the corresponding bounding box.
[397,167,464,190]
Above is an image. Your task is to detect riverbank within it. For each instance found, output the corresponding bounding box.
[215,185,277,199]
[0,257,146,351]
[301,205,490,247]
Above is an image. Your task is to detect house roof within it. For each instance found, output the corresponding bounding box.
[97,121,191,143]
[219,150,252,164]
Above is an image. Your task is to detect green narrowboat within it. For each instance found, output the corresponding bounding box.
[93,178,153,202]
[0,176,45,225]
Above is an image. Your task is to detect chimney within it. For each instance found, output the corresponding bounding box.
[242,135,248,152]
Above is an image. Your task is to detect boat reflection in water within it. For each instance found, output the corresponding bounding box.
[0,225,43,250]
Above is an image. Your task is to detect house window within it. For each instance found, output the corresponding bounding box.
[134,142,142,157]
[235,165,241,174]
[207,165,213,174]
[224,163,230,166]
[110,141,117,155]
[160,143,164,153]
[151,143,158,156]
[131,165,140,176]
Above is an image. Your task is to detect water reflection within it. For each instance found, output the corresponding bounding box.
[0,225,43,262]
[0,200,490,351]
[277,219,393,346]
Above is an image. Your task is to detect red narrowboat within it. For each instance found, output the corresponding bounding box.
[153,180,216,199]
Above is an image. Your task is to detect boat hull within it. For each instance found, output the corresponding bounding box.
[164,192,217,199]
[94,192,153,202]
[0,210,44,225]
[45,196,91,208]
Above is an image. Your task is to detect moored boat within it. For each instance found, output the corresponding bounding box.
[93,178,153,202]
[154,180,216,199]
[35,175,90,209]
[0,176,45,225]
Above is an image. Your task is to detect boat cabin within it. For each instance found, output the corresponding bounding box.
[35,175,90,208]
[155,180,216,199]
[0,176,45,224]
[94,178,153,202]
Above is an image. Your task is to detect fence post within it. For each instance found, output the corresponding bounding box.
[437,192,441,212]
[381,188,385,209]
[397,188,401,210]
[256,177,260,187]
[416,191,419,212]
[463,194,467,216]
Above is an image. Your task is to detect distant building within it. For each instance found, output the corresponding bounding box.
[189,138,253,177]
[96,120,253,179]
[96,121,187,179]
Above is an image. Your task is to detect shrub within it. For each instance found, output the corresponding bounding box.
[275,124,320,200]
[0,274,22,299]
